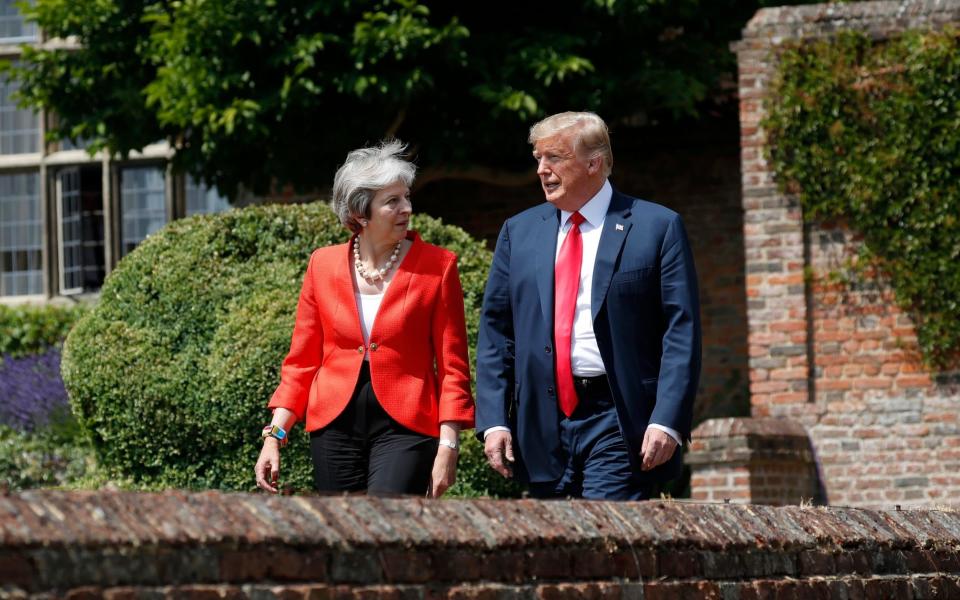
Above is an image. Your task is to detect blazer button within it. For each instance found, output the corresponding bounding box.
[370,342,379,351]
[545,346,552,354]
[357,345,364,354]
[547,386,555,395]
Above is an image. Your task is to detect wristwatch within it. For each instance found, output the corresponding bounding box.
[261,424,288,447]
[438,438,459,451]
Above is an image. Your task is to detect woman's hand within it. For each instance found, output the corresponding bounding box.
[255,438,281,493]
[429,445,458,498]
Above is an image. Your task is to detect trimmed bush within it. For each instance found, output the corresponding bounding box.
[63,202,521,496]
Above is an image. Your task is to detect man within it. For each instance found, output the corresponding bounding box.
[476,112,701,500]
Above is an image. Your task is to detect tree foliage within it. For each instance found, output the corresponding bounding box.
[7,0,801,197]
[765,30,960,368]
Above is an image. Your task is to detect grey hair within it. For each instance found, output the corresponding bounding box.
[333,140,416,233]
[528,112,613,177]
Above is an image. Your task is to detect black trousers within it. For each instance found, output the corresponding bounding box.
[310,362,437,495]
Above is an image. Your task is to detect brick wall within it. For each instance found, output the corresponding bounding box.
[4,491,960,598]
[734,1,960,508]
[416,117,750,425]
[688,417,822,505]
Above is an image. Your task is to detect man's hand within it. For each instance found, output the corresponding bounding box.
[484,430,514,478]
[640,428,678,471]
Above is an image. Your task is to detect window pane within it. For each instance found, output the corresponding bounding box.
[59,182,105,292]
[0,171,42,296]
[185,175,231,216]
[120,166,166,256]
[59,169,83,291]
[0,0,37,42]
[0,62,40,155]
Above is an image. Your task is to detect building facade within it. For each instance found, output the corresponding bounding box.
[0,0,230,302]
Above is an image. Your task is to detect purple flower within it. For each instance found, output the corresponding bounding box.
[0,348,71,431]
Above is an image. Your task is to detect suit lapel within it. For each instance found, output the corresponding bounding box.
[535,207,560,327]
[591,191,633,322]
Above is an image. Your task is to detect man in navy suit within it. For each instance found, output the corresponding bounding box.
[476,112,701,500]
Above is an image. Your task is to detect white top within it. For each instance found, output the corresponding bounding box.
[556,179,612,377]
[356,290,385,359]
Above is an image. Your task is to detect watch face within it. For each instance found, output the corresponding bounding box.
[274,428,286,439]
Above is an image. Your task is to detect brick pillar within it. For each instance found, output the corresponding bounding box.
[688,417,821,505]
[735,15,813,421]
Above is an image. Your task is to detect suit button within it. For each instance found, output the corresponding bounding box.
[370,342,379,351]
[545,346,552,354]
[547,386,554,395]
[357,346,364,354]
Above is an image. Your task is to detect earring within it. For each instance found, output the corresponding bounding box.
[360,220,368,227]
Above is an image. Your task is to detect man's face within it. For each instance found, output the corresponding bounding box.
[532,131,602,212]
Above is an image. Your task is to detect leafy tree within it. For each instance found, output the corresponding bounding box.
[6,0,807,197]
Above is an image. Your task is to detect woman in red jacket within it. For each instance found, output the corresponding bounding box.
[254,141,474,497]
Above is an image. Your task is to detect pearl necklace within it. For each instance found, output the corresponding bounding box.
[353,236,402,281]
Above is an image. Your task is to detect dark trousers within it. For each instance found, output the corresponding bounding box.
[528,375,651,501]
[310,362,437,495]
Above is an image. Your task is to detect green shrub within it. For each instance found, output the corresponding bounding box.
[765,30,960,367]
[0,410,98,490]
[63,202,520,496]
[0,304,87,358]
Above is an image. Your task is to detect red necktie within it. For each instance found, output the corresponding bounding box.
[554,211,585,418]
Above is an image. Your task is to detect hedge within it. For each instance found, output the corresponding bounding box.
[0,303,86,358]
[62,201,521,497]
[765,30,960,367]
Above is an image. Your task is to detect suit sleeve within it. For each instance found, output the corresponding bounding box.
[268,250,324,422]
[650,214,702,440]
[475,222,516,438]
[431,255,475,427]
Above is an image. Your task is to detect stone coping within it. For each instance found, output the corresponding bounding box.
[3,491,960,592]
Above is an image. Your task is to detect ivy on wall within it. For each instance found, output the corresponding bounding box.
[765,30,960,368]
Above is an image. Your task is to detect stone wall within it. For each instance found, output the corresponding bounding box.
[4,491,960,598]
[733,0,960,508]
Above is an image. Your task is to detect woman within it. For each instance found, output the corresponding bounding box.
[254,141,474,497]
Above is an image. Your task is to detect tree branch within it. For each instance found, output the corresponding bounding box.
[415,165,538,189]
[385,106,407,140]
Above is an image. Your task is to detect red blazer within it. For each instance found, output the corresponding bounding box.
[268,231,475,436]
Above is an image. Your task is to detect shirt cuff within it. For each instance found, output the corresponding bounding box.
[483,426,511,439]
[648,423,682,447]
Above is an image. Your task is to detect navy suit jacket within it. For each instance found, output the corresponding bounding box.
[475,188,702,484]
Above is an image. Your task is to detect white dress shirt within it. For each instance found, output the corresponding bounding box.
[485,180,680,446]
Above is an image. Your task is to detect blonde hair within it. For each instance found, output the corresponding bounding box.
[528,112,613,177]
[333,140,416,233]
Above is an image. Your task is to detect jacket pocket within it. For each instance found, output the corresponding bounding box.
[613,266,655,284]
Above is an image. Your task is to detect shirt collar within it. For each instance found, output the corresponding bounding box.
[559,179,612,230]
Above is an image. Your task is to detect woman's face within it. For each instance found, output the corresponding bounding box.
[364,180,412,244]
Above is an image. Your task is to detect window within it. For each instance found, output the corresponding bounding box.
[0,171,42,296]
[56,166,104,294]
[119,166,166,256]
[185,175,231,216]
[60,136,91,152]
[0,0,37,43]
[0,64,40,154]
